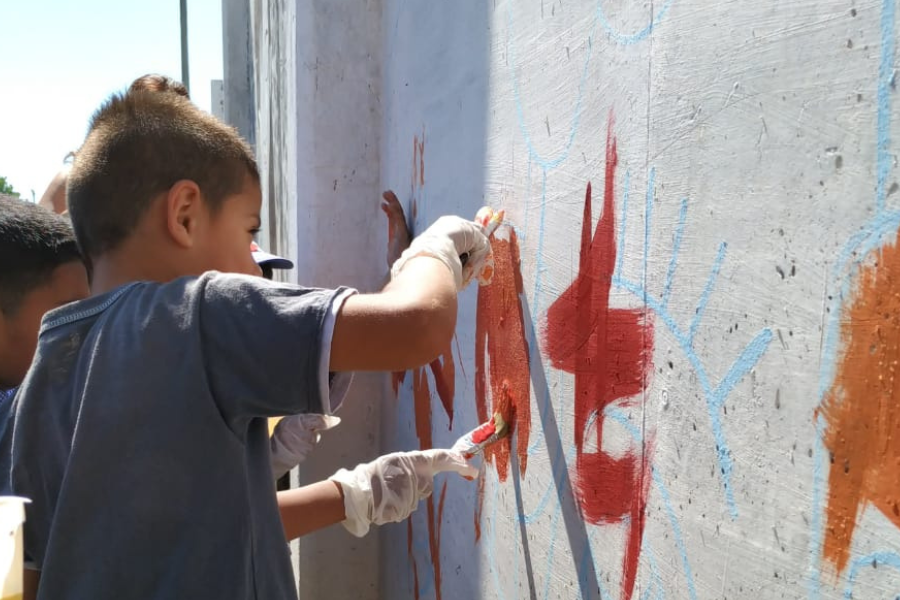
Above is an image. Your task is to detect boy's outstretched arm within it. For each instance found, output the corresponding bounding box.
[330,213,490,372]
[276,481,346,539]
[277,449,477,540]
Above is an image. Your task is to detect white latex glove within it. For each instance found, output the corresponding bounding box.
[270,414,341,479]
[328,449,478,537]
[390,216,491,291]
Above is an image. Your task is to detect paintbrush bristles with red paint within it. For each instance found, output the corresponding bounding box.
[475,207,505,237]
[451,412,510,459]
[461,206,505,285]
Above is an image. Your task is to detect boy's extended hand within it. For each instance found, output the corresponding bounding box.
[329,449,478,537]
[390,215,491,291]
[270,414,341,479]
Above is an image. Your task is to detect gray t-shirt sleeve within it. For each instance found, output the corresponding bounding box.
[196,273,353,422]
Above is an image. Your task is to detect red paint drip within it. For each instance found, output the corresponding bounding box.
[474,475,484,542]
[428,346,455,427]
[475,230,532,482]
[391,371,407,396]
[408,519,420,600]
[543,118,654,600]
[431,480,448,600]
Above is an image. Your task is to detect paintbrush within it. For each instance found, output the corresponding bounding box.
[451,411,510,459]
[460,207,506,267]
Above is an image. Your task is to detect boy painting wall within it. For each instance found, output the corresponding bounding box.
[2,89,489,599]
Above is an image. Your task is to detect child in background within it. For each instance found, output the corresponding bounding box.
[0,196,90,600]
[0,196,89,404]
[3,88,489,600]
[250,241,339,479]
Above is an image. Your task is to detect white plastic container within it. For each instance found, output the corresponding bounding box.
[0,497,30,600]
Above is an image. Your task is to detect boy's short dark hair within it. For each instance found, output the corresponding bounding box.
[67,90,259,261]
[128,74,190,98]
[0,195,82,315]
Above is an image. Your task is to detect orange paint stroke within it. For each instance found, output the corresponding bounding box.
[418,129,425,186]
[474,229,532,481]
[819,235,900,577]
[412,136,419,194]
[412,131,425,192]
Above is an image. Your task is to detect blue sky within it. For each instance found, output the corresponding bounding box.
[0,0,223,200]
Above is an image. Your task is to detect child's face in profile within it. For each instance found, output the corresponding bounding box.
[193,178,264,278]
[0,261,90,387]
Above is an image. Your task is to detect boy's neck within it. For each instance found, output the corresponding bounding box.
[90,246,182,295]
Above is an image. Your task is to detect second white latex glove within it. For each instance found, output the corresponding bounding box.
[328,449,478,537]
[270,414,341,479]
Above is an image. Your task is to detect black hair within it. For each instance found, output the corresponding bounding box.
[0,195,83,315]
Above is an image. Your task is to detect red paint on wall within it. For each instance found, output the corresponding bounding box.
[543,121,654,600]
[397,130,458,600]
[475,229,532,481]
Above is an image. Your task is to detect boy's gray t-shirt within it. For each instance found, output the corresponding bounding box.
[4,272,354,600]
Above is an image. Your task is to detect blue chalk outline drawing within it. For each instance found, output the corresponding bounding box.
[597,0,675,45]
[808,0,898,598]
[483,166,773,599]
[475,1,776,599]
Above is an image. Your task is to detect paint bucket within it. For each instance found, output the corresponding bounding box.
[0,497,30,600]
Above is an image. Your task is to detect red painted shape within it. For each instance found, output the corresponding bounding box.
[543,120,654,600]
[475,229,532,482]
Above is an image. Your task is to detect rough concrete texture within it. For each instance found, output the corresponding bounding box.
[229,0,900,598]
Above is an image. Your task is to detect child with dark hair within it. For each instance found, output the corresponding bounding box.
[0,195,89,400]
[3,88,490,600]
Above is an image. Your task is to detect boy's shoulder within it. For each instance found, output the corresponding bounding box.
[39,273,258,330]
[39,272,345,341]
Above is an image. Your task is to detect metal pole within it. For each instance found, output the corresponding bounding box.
[180,0,190,94]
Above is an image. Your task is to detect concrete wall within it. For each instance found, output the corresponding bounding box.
[227,1,900,598]
[235,1,386,598]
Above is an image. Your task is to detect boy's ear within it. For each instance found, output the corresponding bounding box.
[165,180,204,248]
